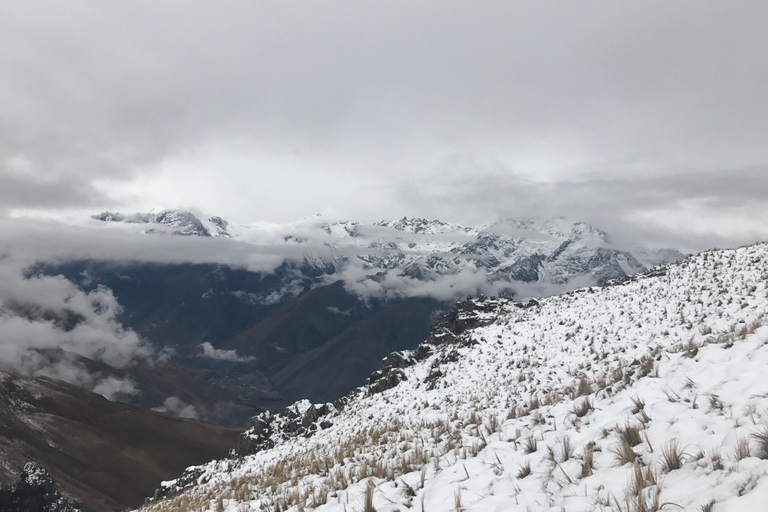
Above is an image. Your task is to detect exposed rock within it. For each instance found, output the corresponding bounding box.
[0,463,86,512]
[426,295,504,344]
[233,400,337,457]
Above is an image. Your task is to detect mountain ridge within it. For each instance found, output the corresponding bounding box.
[92,210,684,289]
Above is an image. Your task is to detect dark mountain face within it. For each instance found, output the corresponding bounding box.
[229,280,372,368]
[270,296,440,403]
[32,261,448,419]
[0,371,241,512]
[75,356,256,426]
[32,261,284,350]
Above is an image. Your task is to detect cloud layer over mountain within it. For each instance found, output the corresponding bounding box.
[1,2,766,248]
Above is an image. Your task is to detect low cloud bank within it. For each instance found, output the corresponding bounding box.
[333,265,600,304]
[198,342,255,363]
[152,396,200,420]
[0,257,151,400]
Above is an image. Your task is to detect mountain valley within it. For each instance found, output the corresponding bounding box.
[27,212,682,424]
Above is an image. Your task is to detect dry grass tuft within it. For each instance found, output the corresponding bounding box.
[517,460,532,479]
[661,439,684,472]
[364,479,377,512]
[629,463,657,497]
[751,426,768,459]
[453,489,463,512]
[630,396,645,414]
[734,437,751,461]
[559,436,573,462]
[710,450,724,471]
[573,376,593,398]
[582,443,595,477]
[572,397,594,418]
[523,436,538,454]
[618,423,643,447]
[611,438,638,466]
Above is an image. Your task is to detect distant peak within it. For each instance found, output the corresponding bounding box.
[92,209,230,237]
[375,217,470,235]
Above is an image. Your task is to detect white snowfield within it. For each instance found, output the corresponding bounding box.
[139,243,768,512]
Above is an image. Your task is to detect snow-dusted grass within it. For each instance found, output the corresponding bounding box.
[138,243,768,512]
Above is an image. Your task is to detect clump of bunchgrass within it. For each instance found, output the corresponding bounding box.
[661,439,684,472]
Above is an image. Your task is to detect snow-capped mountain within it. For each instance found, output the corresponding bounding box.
[93,210,231,237]
[140,242,768,512]
[93,211,683,289]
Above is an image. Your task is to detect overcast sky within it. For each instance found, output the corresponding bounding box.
[2,1,767,251]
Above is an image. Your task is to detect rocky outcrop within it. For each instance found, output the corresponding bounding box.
[0,463,86,512]
[426,295,505,344]
[233,400,337,456]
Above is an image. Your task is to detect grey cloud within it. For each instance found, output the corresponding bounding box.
[152,397,199,420]
[0,1,765,232]
[0,256,150,399]
[0,217,321,273]
[398,166,768,253]
[198,342,255,363]
[333,264,600,304]
[0,169,114,213]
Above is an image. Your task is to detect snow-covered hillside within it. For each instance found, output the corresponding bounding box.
[138,242,768,512]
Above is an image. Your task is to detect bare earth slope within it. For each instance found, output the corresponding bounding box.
[0,372,242,511]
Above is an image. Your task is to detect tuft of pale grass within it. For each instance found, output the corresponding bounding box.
[517,460,532,479]
[523,436,538,454]
[751,426,768,459]
[661,439,684,472]
[734,437,751,461]
[572,397,594,418]
[611,438,638,466]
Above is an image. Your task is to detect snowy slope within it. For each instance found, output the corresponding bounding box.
[138,242,768,512]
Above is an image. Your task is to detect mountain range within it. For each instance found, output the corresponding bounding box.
[5,211,766,511]
[22,211,683,426]
[93,210,682,286]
